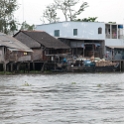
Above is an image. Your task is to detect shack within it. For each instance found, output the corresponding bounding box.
[14,30,70,71]
[0,33,33,72]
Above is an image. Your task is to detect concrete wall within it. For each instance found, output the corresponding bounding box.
[36,22,105,40]
[105,39,124,46]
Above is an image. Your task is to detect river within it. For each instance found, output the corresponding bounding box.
[0,73,124,124]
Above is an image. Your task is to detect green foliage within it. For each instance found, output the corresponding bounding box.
[97,84,102,87]
[71,82,76,84]
[0,71,13,75]
[0,0,18,34]
[108,22,116,24]
[20,21,35,31]
[24,81,32,86]
[43,70,52,74]
[74,17,97,22]
[75,17,98,22]
[29,71,41,74]
[42,4,59,23]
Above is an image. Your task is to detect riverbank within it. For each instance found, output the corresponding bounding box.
[0,70,122,75]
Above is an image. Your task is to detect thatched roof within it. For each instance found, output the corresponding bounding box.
[0,33,33,52]
[14,30,70,49]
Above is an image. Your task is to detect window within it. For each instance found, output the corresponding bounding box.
[24,52,27,55]
[54,30,60,37]
[73,29,78,36]
[98,27,102,34]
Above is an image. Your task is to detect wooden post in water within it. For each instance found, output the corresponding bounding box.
[33,62,35,70]
[6,64,9,71]
[83,41,85,57]
[120,61,121,72]
[92,43,94,57]
[3,63,6,72]
[122,61,124,72]
[121,61,123,72]
[28,62,30,72]
[17,63,20,72]
[83,48,85,57]
[11,63,13,72]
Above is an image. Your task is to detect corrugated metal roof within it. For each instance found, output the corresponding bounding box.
[36,21,105,26]
[14,31,41,48]
[14,30,70,49]
[0,33,33,52]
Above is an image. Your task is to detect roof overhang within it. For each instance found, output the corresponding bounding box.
[7,48,33,52]
[106,45,124,49]
[58,37,104,41]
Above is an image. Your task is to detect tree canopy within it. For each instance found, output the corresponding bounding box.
[75,17,98,22]
[0,0,18,34]
[42,4,59,23]
[20,21,35,31]
[42,0,88,23]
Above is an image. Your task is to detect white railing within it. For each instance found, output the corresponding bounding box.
[106,34,110,39]
[106,34,124,39]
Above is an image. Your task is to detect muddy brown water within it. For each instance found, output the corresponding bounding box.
[0,73,124,124]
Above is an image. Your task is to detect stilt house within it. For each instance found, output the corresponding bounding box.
[14,31,70,70]
[0,33,33,71]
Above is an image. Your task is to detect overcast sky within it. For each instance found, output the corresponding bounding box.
[14,0,124,25]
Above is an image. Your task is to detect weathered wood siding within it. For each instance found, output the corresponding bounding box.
[0,47,4,63]
[18,55,31,62]
[32,49,43,61]
[5,49,31,62]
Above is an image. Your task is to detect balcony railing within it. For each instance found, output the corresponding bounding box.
[106,34,110,39]
[118,35,123,39]
[106,34,123,39]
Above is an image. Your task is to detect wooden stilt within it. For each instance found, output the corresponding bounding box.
[33,62,35,70]
[122,61,124,72]
[17,63,20,72]
[28,62,30,72]
[11,63,13,72]
[120,61,121,72]
[41,61,47,72]
[3,63,6,72]
[83,41,85,57]
[6,64,9,71]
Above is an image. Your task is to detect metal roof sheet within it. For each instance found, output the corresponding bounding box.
[0,33,33,52]
[14,31,70,49]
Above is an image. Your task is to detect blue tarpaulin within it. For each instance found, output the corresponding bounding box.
[118,25,123,29]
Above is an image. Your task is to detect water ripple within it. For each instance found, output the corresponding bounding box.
[0,73,124,124]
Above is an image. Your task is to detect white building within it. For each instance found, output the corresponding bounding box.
[36,21,124,60]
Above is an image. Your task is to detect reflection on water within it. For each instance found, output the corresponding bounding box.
[0,73,124,124]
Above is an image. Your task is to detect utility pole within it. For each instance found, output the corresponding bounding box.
[22,0,24,22]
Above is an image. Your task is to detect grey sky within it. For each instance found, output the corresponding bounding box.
[14,0,124,25]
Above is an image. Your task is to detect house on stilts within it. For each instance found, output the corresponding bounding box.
[14,30,70,71]
[0,33,33,72]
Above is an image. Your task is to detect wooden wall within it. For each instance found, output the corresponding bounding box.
[31,48,43,61]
